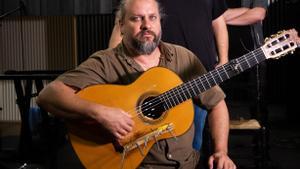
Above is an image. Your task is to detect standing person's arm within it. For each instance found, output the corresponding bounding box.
[223,7,248,23]
[207,100,236,169]
[212,15,229,67]
[108,10,122,48]
[109,22,122,48]
[223,7,266,25]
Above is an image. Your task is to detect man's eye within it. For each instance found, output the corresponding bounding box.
[149,16,157,20]
[131,16,141,21]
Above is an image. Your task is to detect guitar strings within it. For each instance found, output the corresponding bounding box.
[157,49,264,107]
[128,34,296,118]
[128,48,264,118]
[126,48,265,119]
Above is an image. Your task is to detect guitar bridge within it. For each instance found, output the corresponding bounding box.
[120,123,175,169]
[123,123,174,153]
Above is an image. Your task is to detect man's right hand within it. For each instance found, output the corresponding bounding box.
[94,106,134,141]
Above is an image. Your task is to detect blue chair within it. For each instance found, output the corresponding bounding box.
[193,105,208,151]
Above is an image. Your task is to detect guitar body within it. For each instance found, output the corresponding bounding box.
[67,67,194,169]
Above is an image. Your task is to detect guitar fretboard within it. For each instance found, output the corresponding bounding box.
[159,47,266,110]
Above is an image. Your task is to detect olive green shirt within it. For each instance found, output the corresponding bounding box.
[57,41,225,169]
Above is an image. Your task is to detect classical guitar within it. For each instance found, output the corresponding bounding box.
[67,29,300,169]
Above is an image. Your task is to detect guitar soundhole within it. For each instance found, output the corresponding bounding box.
[140,96,165,121]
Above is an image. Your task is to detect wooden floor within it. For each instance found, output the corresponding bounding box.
[0,122,20,152]
[0,122,21,137]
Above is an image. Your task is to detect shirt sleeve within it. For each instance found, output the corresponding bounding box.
[212,0,228,20]
[56,56,107,90]
[242,0,268,9]
[175,46,226,110]
[192,57,226,110]
[253,0,268,9]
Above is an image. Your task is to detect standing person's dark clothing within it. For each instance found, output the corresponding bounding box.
[157,1,229,163]
[225,0,267,57]
[160,0,227,71]
[223,0,268,117]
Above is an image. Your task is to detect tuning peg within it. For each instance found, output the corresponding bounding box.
[270,34,277,38]
[277,30,284,34]
[264,37,270,43]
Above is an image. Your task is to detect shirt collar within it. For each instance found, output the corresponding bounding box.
[115,41,174,65]
[158,41,174,62]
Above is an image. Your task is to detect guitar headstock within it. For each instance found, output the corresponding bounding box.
[262,29,300,59]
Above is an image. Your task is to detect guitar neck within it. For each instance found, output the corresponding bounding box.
[160,47,266,109]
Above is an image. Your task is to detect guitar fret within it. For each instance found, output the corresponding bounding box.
[239,59,245,71]
[171,88,180,105]
[194,80,201,94]
[216,69,224,82]
[222,65,230,79]
[169,89,176,106]
[184,82,193,98]
[249,53,256,66]
[179,85,188,101]
[245,55,251,68]
[170,88,179,107]
[210,70,222,85]
[258,48,266,62]
[160,95,171,110]
[209,71,217,86]
[204,74,211,88]
[199,79,206,92]
[201,76,211,91]
[252,51,259,63]
[176,87,184,103]
[166,91,176,108]
[171,92,177,107]
[189,79,197,96]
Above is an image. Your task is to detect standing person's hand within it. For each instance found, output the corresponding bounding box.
[215,59,228,68]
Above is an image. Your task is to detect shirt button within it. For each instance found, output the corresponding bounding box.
[167,153,172,159]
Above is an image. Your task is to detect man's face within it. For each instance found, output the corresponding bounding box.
[120,0,161,55]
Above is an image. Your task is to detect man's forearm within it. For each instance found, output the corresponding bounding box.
[223,8,249,23]
[208,100,229,154]
[212,15,229,66]
[37,80,100,119]
[225,7,266,26]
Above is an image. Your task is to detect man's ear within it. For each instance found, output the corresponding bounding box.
[119,21,124,35]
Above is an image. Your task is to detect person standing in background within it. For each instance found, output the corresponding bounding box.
[223,0,268,122]
[224,0,267,48]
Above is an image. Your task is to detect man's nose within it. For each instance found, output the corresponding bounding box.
[141,18,151,30]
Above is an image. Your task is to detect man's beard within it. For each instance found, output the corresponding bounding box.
[130,30,161,55]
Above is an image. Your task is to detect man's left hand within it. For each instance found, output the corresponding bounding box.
[208,151,236,169]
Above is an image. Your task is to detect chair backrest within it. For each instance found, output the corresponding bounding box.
[193,104,208,151]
